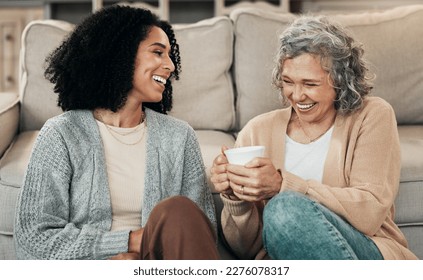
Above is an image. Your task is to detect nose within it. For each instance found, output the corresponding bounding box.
[164,55,175,73]
[291,84,304,102]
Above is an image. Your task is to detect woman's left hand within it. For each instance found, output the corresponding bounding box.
[226,157,282,202]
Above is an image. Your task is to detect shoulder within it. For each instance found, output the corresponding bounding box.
[39,110,98,148]
[338,96,397,133]
[44,110,93,130]
[349,96,396,122]
[362,96,394,112]
[146,109,197,150]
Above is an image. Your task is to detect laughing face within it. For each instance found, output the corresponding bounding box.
[281,53,337,125]
[128,26,175,104]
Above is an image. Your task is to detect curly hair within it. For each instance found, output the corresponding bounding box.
[44,5,181,114]
[272,16,373,115]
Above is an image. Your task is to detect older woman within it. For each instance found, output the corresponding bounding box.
[14,6,218,260]
[211,16,417,260]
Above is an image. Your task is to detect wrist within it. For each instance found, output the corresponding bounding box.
[221,192,240,201]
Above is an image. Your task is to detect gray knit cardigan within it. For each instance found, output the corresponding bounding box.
[14,108,216,259]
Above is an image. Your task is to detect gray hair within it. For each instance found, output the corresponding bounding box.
[272,15,373,115]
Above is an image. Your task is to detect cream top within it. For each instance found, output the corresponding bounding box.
[96,120,146,231]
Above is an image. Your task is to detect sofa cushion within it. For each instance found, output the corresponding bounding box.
[0,184,20,235]
[0,131,39,188]
[0,131,38,234]
[0,93,19,157]
[195,130,236,193]
[394,126,423,225]
[398,126,423,183]
[231,8,296,130]
[330,5,423,125]
[20,20,72,132]
[171,17,235,131]
[0,234,16,259]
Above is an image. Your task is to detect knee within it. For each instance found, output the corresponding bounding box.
[153,196,199,218]
[264,191,311,223]
[263,191,315,245]
[151,196,209,225]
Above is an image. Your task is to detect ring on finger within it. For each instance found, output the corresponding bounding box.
[240,185,244,195]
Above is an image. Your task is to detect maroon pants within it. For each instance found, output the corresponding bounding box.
[140,196,219,260]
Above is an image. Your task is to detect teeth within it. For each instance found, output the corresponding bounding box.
[153,75,166,85]
[297,103,315,110]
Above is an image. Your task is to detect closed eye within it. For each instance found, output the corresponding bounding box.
[153,50,163,56]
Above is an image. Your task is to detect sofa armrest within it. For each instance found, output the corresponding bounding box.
[0,92,20,158]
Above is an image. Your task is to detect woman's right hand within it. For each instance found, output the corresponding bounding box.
[210,146,232,194]
[128,228,144,254]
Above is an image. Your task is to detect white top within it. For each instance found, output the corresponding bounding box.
[96,120,146,231]
[284,126,334,183]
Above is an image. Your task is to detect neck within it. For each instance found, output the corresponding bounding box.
[94,105,144,128]
[290,111,336,143]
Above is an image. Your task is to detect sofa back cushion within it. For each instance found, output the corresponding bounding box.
[231,8,295,130]
[331,5,423,125]
[232,5,423,129]
[171,17,235,130]
[20,20,72,132]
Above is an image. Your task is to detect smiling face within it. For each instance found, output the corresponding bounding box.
[128,26,175,105]
[281,53,337,125]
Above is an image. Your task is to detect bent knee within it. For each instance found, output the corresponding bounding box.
[265,191,310,215]
[153,196,200,217]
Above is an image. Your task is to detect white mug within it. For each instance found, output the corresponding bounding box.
[224,146,265,165]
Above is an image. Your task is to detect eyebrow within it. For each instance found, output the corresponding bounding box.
[149,42,168,49]
[282,75,322,82]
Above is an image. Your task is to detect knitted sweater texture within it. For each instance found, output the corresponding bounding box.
[14,109,216,259]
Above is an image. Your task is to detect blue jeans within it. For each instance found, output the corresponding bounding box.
[262,191,383,260]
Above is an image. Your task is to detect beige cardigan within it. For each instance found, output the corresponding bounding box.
[221,97,417,260]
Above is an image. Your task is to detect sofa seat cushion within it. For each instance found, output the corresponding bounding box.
[398,226,423,259]
[0,131,39,234]
[195,130,236,193]
[398,126,423,183]
[394,126,423,225]
[0,131,39,187]
[0,93,19,157]
[0,234,16,259]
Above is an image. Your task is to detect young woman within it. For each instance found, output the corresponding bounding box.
[14,5,218,260]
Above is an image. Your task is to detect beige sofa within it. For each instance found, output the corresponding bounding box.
[1,5,422,260]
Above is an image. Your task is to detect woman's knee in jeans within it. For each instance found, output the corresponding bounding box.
[263,191,314,251]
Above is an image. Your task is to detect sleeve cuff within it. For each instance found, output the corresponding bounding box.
[281,171,310,194]
[95,230,131,259]
[220,193,254,216]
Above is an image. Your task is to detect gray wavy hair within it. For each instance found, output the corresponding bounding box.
[272,15,373,115]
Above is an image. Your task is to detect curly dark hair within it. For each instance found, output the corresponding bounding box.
[44,5,181,114]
